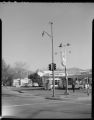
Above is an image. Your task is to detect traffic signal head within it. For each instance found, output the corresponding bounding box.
[54,63,56,70]
[49,64,51,70]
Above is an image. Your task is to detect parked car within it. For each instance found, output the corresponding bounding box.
[50,84,58,89]
[79,84,84,89]
[75,84,80,89]
[33,83,39,87]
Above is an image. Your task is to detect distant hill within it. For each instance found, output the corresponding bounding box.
[55,67,92,75]
[67,68,85,74]
[56,67,83,74]
[40,67,92,75]
[68,68,91,74]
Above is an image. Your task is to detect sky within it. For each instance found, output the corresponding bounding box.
[0,3,93,71]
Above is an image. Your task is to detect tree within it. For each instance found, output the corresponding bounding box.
[2,59,12,86]
[13,62,29,79]
[28,72,43,87]
[2,60,30,86]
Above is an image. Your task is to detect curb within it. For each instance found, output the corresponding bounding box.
[45,96,75,100]
[45,94,91,101]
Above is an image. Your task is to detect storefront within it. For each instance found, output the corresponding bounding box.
[38,70,92,89]
[39,70,68,89]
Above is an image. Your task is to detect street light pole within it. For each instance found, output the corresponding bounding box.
[42,22,55,97]
[50,22,55,97]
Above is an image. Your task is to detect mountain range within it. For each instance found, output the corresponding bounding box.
[56,67,92,75]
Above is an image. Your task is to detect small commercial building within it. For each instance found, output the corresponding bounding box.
[13,78,21,87]
[38,70,72,89]
[13,78,32,87]
[38,70,92,89]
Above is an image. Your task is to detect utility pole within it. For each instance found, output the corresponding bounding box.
[42,22,55,97]
[64,64,69,95]
[59,43,70,95]
[50,22,55,97]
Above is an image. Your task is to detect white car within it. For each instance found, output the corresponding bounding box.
[79,84,84,89]
[50,84,58,89]
[33,83,39,87]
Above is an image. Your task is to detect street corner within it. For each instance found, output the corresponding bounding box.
[45,94,75,101]
[60,92,79,98]
[45,95,65,101]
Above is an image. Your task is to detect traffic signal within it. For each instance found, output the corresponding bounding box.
[49,64,51,70]
[48,63,56,70]
[54,63,56,70]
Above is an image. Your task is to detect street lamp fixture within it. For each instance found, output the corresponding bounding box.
[42,31,52,38]
[66,43,70,46]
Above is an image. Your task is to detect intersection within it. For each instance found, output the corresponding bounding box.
[2,87,92,118]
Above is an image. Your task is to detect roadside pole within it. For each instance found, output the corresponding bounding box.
[50,22,55,97]
[42,21,55,97]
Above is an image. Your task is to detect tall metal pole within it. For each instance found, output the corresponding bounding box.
[42,22,55,97]
[64,65,69,94]
[64,46,69,95]
[59,43,69,95]
[50,22,55,97]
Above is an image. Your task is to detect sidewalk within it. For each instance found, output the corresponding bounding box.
[45,92,91,101]
[2,87,92,101]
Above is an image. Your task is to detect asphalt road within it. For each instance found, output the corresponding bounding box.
[2,87,92,119]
